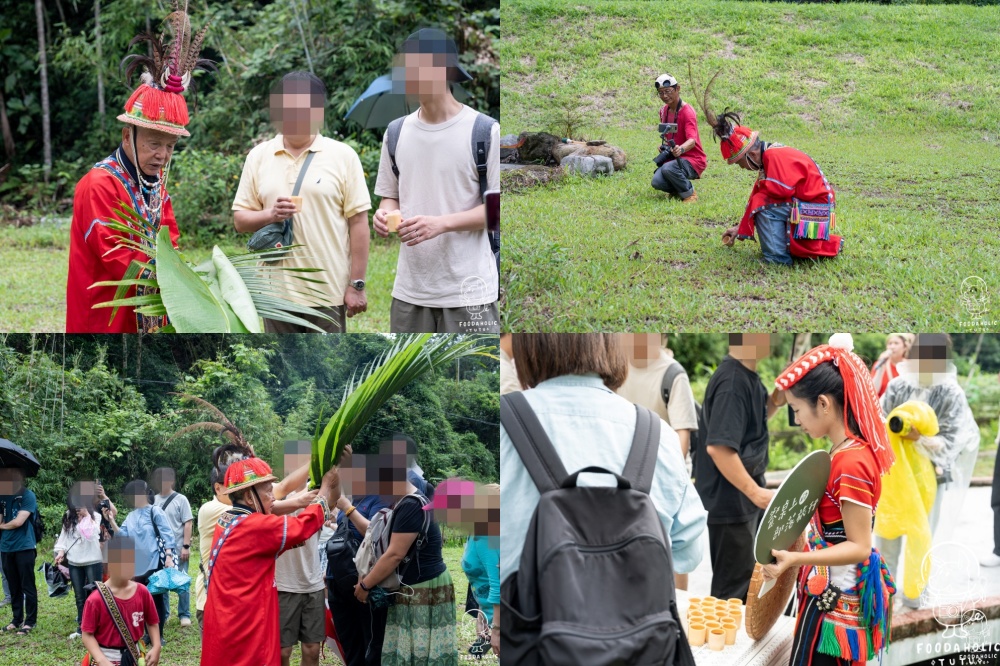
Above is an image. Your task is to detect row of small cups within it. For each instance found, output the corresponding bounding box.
[685,597,743,649]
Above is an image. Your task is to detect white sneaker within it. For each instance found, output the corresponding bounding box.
[180,618,192,627]
[69,632,81,639]
[980,552,1000,567]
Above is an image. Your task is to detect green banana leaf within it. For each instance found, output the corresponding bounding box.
[213,247,262,333]
[90,201,337,333]
[155,227,232,332]
[309,334,499,487]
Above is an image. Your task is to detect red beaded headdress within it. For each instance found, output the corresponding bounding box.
[776,338,895,476]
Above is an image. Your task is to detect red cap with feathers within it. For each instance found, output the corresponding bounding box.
[117,1,214,137]
[222,457,277,495]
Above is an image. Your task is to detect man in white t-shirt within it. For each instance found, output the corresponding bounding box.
[152,468,194,627]
[276,497,327,666]
[373,28,499,334]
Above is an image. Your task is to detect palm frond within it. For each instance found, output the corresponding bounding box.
[309,335,498,486]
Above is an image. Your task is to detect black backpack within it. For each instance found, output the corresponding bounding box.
[386,112,499,295]
[499,392,695,666]
[660,363,705,472]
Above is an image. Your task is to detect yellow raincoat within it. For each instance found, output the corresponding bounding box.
[873,400,939,599]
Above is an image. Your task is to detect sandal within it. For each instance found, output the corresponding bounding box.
[1,623,18,632]
[16,625,32,636]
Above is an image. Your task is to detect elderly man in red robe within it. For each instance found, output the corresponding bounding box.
[709,112,842,265]
[66,9,212,332]
[201,457,341,666]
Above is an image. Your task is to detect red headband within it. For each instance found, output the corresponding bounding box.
[776,344,894,475]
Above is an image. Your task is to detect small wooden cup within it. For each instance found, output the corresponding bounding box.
[723,620,738,645]
[688,623,707,647]
[708,629,726,651]
[386,210,402,233]
[290,195,303,213]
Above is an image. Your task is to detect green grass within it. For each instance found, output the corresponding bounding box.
[500,0,1000,330]
[0,542,493,666]
[0,222,400,333]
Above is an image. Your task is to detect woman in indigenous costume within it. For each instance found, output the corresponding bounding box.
[764,334,897,666]
[66,2,213,333]
[871,334,914,398]
[200,457,342,666]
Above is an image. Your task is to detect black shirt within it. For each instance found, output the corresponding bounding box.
[390,494,446,585]
[694,355,770,525]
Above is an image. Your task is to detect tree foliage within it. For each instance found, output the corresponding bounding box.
[0,333,499,512]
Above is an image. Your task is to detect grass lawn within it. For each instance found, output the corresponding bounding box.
[500,0,1000,330]
[0,541,494,665]
[0,222,401,333]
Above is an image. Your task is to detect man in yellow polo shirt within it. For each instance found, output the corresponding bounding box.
[233,72,372,333]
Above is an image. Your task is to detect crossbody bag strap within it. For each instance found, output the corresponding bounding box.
[159,492,178,513]
[97,582,141,663]
[205,512,249,591]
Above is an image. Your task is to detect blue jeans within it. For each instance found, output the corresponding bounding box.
[163,557,190,620]
[651,158,698,199]
[754,204,793,265]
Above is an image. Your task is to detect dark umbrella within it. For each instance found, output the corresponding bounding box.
[0,439,40,477]
[345,74,470,129]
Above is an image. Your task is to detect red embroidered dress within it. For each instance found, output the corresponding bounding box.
[737,145,843,259]
[66,150,179,333]
[200,505,325,666]
[790,442,895,666]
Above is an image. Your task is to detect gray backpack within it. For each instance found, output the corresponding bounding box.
[386,112,499,288]
[499,392,695,666]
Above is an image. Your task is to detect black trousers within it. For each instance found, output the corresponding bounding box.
[992,447,1000,557]
[1,549,37,627]
[707,514,760,602]
[328,577,388,666]
[68,562,104,629]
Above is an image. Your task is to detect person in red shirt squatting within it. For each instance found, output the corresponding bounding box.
[65,8,212,333]
[650,73,707,204]
[701,108,842,265]
[200,457,343,666]
[81,536,161,666]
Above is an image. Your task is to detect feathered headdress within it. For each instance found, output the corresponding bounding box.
[117,0,215,137]
[687,61,759,164]
[776,334,895,476]
[222,457,277,496]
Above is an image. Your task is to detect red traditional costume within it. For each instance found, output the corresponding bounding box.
[713,120,843,259]
[66,3,211,332]
[200,458,326,666]
[67,157,180,333]
[776,340,897,666]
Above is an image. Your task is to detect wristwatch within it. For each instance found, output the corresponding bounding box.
[350,279,366,291]
[183,544,190,549]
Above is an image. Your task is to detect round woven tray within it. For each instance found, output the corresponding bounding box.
[744,534,806,640]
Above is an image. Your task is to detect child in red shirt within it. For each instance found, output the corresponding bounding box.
[82,537,161,666]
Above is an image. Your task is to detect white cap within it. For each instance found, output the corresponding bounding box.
[655,73,678,88]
